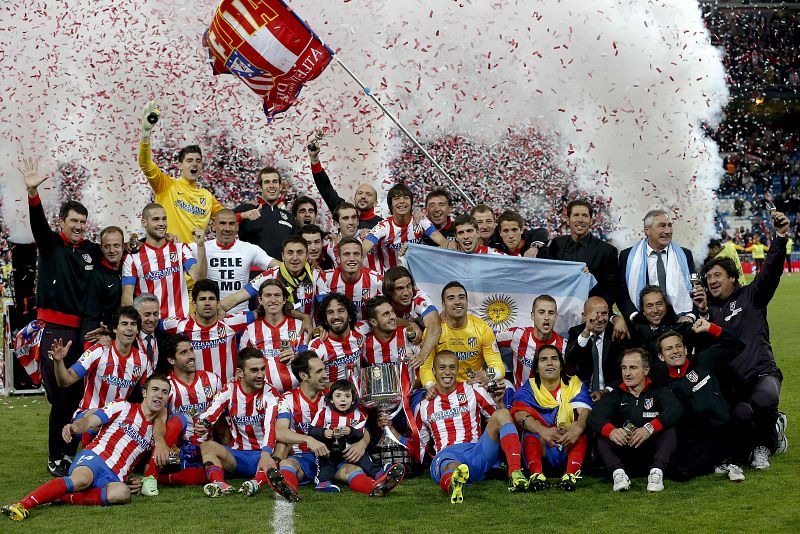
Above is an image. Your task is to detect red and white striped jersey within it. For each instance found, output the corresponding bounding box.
[320,268,383,322]
[247,266,330,321]
[277,388,326,454]
[199,380,281,451]
[71,343,152,415]
[472,245,502,255]
[167,370,223,444]
[311,406,367,451]
[411,382,496,461]
[365,216,437,273]
[363,327,419,384]
[496,327,566,388]
[122,241,196,319]
[161,312,255,382]
[308,330,365,394]
[393,289,438,322]
[240,316,308,394]
[85,401,156,481]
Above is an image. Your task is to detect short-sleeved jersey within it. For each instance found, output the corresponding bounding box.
[192,239,275,313]
[139,141,225,242]
[496,327,567,388]
[311,405,367,451]
[365,216,437,273]
[199,380,281,452]
[363,326,419,384]
[240,316,308,394]
[277,388,326,454]
[167,370,223,444]
[86,401,155,481]
[472,245,502,255]
[71,343,152,415]
[420,314,505,387]
[393,289,438,322]
[246,265,330,321]
[161,312,255,381]
[320,268,383,322]
[122,241,196,319]
[411,382,496,461]
[308,330,365,394]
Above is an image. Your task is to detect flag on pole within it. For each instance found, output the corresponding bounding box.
[204,0,333,120]
[405,244,595,336]
[14,319,45,386]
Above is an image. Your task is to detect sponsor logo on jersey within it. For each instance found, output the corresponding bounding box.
[120,423,151,449]
[644,398,654,410]
[102,374,138,388]
[144,265,182,280]
[430,405,470,422]
[175,199,206,216]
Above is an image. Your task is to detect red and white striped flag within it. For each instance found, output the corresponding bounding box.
[204,0,333,120]
[14,319,45,385]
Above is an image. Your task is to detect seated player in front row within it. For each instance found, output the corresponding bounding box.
[382,350,528,503]
[308,380,393,492]
[511,345,592,492]
[2,375,171,521]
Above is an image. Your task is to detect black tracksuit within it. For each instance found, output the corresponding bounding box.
[310,162,382,229]
[235,200,298,260]
[664,325,747,479]
[628,307,693,386]
[80,259,121,345]
[588,378,683,475]
[707,235,786,452]
[29,194,101,461]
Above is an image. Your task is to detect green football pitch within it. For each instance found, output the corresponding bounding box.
[1,275,799,533]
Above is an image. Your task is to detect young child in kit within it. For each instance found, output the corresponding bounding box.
[308,380,387,492]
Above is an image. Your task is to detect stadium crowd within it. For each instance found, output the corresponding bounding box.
[0,100,792,522]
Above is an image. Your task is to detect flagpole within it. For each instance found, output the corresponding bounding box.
[332,55,476,208]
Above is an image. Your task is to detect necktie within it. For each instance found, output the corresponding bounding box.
[145,334,154,364]
[590,334,601,392]
[654,250,667,291]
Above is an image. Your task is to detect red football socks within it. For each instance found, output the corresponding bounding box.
[500,426,523,474]
[566,435,587,474]
[279,467,299,491]
[21,478,69,509]
[62,488,105,506]
[439,471,453,494]
[523,434,543,474]
[204,464,224,484]
[348,472,375,495]
[159,467,207,486]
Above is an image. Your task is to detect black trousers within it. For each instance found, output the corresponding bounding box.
[668,425,729,481]
[728,373,782,453]
[597,427,677,476]
[39,324,84,461]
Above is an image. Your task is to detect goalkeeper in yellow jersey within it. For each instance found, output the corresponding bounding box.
[420,282,506,399]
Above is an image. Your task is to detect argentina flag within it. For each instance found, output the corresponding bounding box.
[405,244,596,336]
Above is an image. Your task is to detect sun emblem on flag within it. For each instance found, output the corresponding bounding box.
[479,294,517,331]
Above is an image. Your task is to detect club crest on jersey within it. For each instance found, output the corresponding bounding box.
[362,288,371,297]
[398,347,407,358]
[457,393,467,403]
[133,365,141,376]
[256,399,265,411]
[82,253,93,263]
[644,398,654,410]
[204,386,213,397]
[170,252,178,263]
[199,198,206,207]
[467,337,477,349]
[217,325,226,338]
[686,370,699,383]
[288,330,297,341]
[280,212,287,220]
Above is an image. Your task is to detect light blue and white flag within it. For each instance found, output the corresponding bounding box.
[405,244,596,336]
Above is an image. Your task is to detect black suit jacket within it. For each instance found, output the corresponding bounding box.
[617,245,695,322]
[548,233,619,308]
[565,324,624,391]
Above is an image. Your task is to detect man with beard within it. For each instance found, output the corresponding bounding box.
[121,203,207,319]
[320,238,383,322]
[292,196,318,227]
[309,293,366,393]
[694,210,790,469]
[307,136,382,229]
[453,215,502,254]
[362,296,419,384]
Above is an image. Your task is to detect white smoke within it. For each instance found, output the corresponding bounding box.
[0,0,727,254]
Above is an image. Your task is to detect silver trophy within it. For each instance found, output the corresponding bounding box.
[361,363,404,448]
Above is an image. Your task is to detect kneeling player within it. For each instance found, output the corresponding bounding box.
[140,334,223,495]
[511,345,592,492]
[2,375,170,521]
[384,350,527,503]
[198,348,281,497]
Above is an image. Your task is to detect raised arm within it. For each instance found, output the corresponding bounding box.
[138,101,171,194]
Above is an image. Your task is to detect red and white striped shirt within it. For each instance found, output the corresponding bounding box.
[161,312,255,382]
[363,326,418,384]
[136,331,159,370]
[71,343,152,415]
[320,268,383,322]
[472,245,502,255]
[311,405,367,451]
[86,401,156,481]
[411,382,496,461]
[122,241,196,319]
[496,327,567,388]
[365,216,436,273]
[200,380,281,452]
[277,388,326,454]
[247,266,330,321]
[393,289,438,321]
[240,316,308,394]
[167,370,223,444]
[308,330,365,394]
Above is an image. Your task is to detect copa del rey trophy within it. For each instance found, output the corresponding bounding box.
[361,363,404,448]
